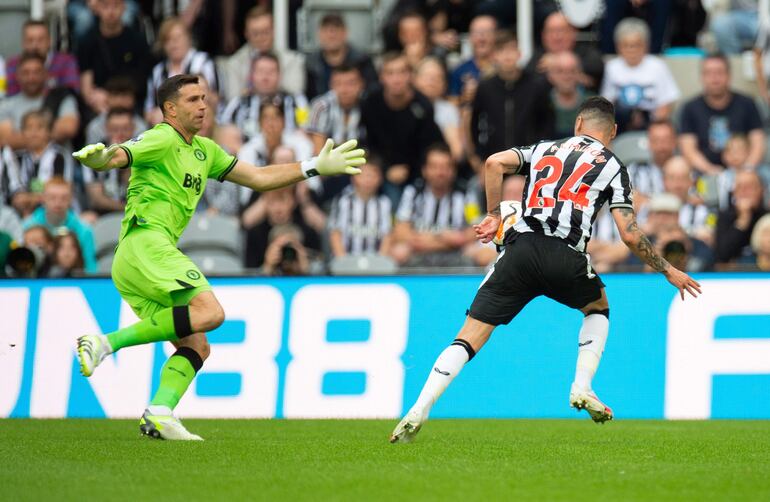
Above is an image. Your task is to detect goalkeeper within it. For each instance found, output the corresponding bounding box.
[74,74,365,440]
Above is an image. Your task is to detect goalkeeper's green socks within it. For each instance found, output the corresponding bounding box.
[149,347,204,412]
[106,306,193,352]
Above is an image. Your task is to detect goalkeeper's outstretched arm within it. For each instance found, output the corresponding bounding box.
[72,143,128,171]
[224,139,365,192]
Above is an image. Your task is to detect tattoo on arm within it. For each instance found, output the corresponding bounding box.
[616,207,670,273]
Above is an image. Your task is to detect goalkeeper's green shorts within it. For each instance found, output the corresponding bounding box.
[112,226,211,319]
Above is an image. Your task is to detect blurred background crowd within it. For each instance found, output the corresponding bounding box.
[0,0,769,278]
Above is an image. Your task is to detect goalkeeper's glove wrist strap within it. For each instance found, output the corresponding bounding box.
[301,158,319,179]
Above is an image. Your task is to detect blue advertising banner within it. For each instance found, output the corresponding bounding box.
[1,274,768,419]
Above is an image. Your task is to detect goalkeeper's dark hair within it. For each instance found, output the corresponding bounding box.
[157,74,199,116]
[577,96,616,131]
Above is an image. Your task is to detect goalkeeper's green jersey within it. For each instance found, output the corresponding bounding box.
[118,122,237,243]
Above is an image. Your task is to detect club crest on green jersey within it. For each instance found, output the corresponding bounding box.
[194,149,206,161]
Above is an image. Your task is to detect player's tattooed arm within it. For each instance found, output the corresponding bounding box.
[484,149,520,216]
[611,206,670,274]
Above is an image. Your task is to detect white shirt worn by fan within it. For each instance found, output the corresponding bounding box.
[601,55,680,112]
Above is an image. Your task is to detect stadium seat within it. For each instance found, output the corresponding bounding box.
[97,254,113,274]
[177,214,242,257]
[611,131,650,165]
[297,0,393,54]
[329,254,397,276]
[186,250,245,275]
[92,212,124,260]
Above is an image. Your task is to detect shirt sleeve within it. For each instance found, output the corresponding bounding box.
[607,164,634,209]
[510,143,537,174]
[678,100,697,134]
[204,138,238,182]
[119,126,171,168]
[742,96,764,131]
[306,96,330,135]
[395,185,417,223]
[58,95,80,118]
[653,59,680,107]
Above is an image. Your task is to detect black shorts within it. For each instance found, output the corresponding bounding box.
[468,232,605,326]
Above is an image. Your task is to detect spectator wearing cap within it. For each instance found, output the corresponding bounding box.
[304,12,378,101]
[221,52,309,140]
[600,18,679,133]
[526,11,604,92]
[22,177,96,273]
[5,20,80,96]
[220,6,306,102]
[678,54,766,176]
[715,170,768,264]
[0,53,81,150]
[750,214,770,270]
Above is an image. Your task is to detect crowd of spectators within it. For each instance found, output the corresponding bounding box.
[0,0,769,278]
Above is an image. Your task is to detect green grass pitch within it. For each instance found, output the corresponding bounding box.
[2,419,769,500]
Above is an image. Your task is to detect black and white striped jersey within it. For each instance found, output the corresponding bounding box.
[329,186,392,255]
[396,181,467,233]
[0,146,22,204]
[16,144,74,191]
[144,50,219,112]
[510,135,633,252]
[220,92,308,139]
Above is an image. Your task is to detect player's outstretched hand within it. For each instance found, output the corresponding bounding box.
[72,143,119,170]
[315,139,366,176]
[473,214,501,244]
[665,267,702,300]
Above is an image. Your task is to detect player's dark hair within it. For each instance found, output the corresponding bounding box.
[320,12,345,28]
[702,52,730,73]
[156,74,199,116]
[106,107,134,121]
[577,96,616,128]
[18,51,46,67]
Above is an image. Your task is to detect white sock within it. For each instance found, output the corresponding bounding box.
[147,405,173,416]
[412,342,473,418]
[573,313,609,391]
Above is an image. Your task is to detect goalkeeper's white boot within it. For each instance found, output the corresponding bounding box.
[139,410,203,441]
[570,383,613,424]
[390,408,425,443]
[76,334,111,377]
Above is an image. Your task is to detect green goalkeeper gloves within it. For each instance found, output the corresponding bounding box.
[301,139,366,178]
[72,143,120,170]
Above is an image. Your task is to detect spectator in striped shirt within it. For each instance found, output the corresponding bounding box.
[328,156,392,258]
[659,157,715,245]
[238,101,313,172]
[626,120,676,205]
[13,111,79,217]
[391,144,472,267]
[306,64,365,202]
[221,53,309,140]
[144,18,219,126]
[5,20,80,96]
[83,108,133,215]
